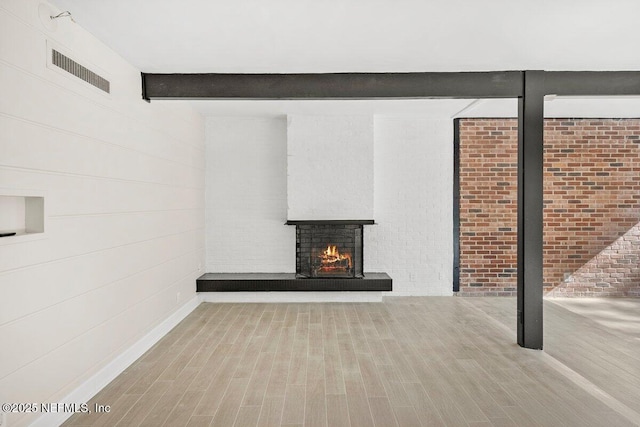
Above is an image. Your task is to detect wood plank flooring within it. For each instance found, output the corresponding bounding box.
[63,297,640,427]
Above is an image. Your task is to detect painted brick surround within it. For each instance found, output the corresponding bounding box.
[205,116,453,295]
[459,118,640,296]
[287,115,374,220]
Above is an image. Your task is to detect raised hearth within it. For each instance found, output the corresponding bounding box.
[196,272,392,292]
[196,219,391,292]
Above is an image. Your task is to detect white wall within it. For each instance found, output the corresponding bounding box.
[287,115,374,220]
[0,196,25,232]
[205,114,453,295]
[205,117,294,272]
[0,1,205,426]
[368,117,453,295]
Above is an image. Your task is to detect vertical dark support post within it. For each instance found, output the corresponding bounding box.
[453,119,461,292]
[517,71,545,349]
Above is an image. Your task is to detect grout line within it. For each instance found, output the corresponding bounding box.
[242,307,278,414]
[300,310,310,426]
[0,244,203,328]
[48,207,203,219]
[188,305,243,420]
[345,303,377,427]
[337,305,355,427]
[0,164,204,191]
[217,306,262,427]
[458,298,640,427]
[0,226,204,275]
[320,305,330,427]
[197,306,248,422]
[0,111,205,172]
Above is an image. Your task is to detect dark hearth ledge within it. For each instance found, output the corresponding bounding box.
[285,220,375,225]
[197,273,392,292]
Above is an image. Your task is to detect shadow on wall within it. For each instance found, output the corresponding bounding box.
[550,222,640,297]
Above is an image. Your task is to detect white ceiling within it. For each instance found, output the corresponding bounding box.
[49,0,640,117]
[51,0,640,73]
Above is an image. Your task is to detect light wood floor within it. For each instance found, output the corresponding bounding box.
[63,297,640,427]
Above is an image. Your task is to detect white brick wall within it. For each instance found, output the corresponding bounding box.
[205,117,294,272]
[205,115,453,295]
[367,117,453,295]
[287,115,374,220]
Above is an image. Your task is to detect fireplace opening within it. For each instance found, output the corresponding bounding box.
[287,220,372,279]
[317,244,352,275]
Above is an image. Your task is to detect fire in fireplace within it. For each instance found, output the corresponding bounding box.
[286,220,373,279]
[318,244,352,274]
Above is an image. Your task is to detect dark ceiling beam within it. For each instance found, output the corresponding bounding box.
[543,71,640,96]
[141,71,524,100]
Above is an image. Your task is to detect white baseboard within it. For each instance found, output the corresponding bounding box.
[30,295,201,427]
[200,291,383,303]
[383,291,454,297]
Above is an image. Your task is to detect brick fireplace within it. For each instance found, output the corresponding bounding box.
[287,220,371,279]
[203,115,453,296]
[197,219,391,291]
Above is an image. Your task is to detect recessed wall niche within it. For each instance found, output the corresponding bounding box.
[0,193,45,239]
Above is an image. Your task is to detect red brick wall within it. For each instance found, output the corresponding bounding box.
[458,118,640,296]
[458,120,518,296]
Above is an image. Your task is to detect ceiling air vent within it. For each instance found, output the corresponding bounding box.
[51,49,110,93]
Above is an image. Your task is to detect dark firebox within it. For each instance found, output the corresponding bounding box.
[286,220,373,279]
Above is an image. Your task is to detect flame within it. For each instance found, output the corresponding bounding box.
[319,244,352,272]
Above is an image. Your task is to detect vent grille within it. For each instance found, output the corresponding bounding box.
[51,49,110,93]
